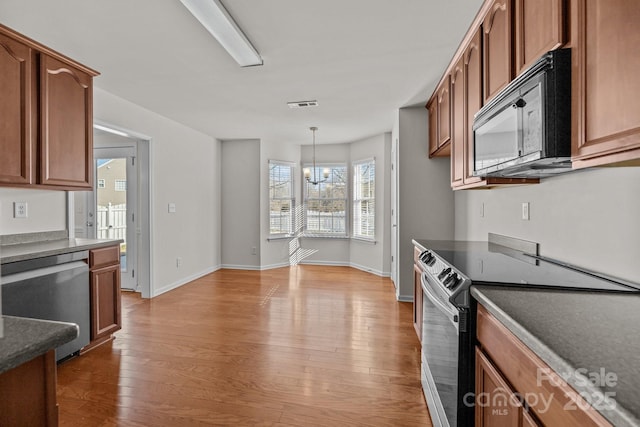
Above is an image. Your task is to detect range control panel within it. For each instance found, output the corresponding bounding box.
[418,250,472,308]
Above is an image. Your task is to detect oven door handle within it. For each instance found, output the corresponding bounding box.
[421,272,459,330]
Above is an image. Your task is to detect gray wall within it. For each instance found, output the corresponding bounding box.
[455,167,640,283]
[395,106,455,300]
[221,139,261,268]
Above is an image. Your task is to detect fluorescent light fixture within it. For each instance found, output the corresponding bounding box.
[179,0,263,67]
[93,124,129,137]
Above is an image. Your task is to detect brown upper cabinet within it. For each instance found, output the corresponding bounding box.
[0,24,98,190]
[450,59,465,186]
[571,0,640,168]
[0,31,35,185]
[428,76,452,157]
[515,0,565,75]
[482,0,513,104]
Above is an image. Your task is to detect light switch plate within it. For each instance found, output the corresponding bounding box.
[521,202,530,220]
[168,203,176,213]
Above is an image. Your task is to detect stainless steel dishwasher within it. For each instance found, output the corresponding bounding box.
[1,251,90,361]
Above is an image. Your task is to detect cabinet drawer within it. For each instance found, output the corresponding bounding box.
[477,305,610,426]
[89,245,120,270]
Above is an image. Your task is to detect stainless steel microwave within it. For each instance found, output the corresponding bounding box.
[473,49,571,178]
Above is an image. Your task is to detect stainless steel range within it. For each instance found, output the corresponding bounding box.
[414,235,639,427]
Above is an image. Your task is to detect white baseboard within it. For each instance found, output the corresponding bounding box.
[397,294,413,302]
[298,260,389,278]
[220,264,261,270]
[152,265,221,297]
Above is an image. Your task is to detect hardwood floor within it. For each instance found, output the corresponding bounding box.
[57,266,431,426]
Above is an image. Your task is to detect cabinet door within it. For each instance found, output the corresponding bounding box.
[90,264,122,339]
[573,0,640,167]
[40,54,93,189]
[464,28,484,185]
[427,101,439,157]
[451,61,465,187]
[515,0,565,75]
[0,33,35,185]
[437,76,452,149]
[483,0,513,103]
[413,264,423,341]
[475,347,523,427]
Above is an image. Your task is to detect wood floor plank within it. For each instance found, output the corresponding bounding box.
[57,266,431,426]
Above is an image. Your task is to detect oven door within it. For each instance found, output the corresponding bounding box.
[421,272,460,427]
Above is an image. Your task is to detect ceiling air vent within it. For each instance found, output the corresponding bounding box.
[287,100,319,109]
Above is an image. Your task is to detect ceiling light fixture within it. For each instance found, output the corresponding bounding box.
[179,0,263,67]
[303,127,329,185]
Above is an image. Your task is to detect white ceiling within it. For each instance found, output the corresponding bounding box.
[0,0,483,145]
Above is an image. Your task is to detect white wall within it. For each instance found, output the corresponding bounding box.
[348,133,392,276]
[395,106,455,300]
[0,189,67,235]
[93,87,221,296]
[221,139,261,269]
[455,167,640,283]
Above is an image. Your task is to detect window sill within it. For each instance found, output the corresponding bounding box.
[351,237,377,245]
[300,234,349,239]
[267,234,295,241]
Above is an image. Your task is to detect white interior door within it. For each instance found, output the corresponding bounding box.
[89,146,138,291]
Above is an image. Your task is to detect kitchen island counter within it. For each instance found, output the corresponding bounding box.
[0,315,78,374]
[472,285,640,427]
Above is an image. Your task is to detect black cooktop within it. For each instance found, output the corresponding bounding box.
[417,239,639,293]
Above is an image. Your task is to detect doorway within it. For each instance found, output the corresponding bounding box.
[92,147,137,290]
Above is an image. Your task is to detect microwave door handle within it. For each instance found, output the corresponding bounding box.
[421,273,459,331]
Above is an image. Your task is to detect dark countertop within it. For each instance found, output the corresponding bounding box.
[472,285,640,427]
[0,316,78,374]
[1,238,122,264]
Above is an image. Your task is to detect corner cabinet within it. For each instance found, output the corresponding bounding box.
[0,23,98,190]
[428,78,452,158]
[476,304,611,427]
[571,0,640,168]
[83,245,122,353]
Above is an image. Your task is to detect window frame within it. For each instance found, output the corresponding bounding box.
[115,179,127,191]
[352,158,376,241]
[302,163,348,237]
[268,160,296,237]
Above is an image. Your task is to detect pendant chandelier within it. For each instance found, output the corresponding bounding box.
[303,126,329,185]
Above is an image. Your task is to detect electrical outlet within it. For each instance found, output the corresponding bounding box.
[13,202,28,218]
[176,257,182,268]
[251,247,257,255]
[521,202,530,220]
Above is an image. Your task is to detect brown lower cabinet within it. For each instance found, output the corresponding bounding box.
[0,350,58,427]
[83,245,122,352]
[476,304,611,426]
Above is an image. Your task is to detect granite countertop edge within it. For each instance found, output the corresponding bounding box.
[1,238,123,264]
[471,286,638,427]
[0,316,79,374]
